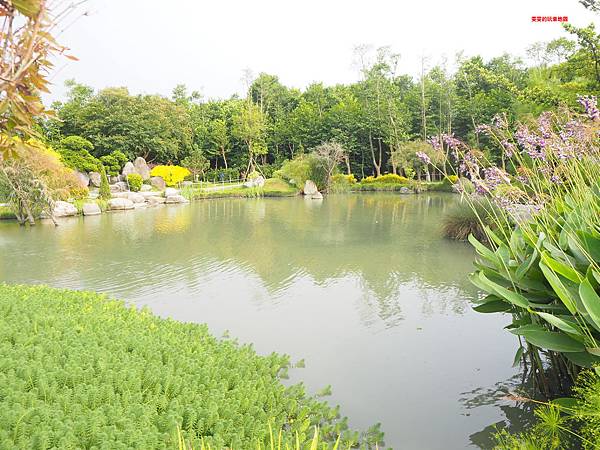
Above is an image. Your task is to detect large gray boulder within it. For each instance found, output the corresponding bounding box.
[89,171,101,188]
[165,195,189,204]
[127,192,145,204]
[164,187,179,197]
[150,176,166,191]
[134,157,151,180]
[122,162,135,177]
[140,191,162,198]
[82,203,101,216]
[243,176,265,188]
[147,196,166,205]
[108,198,134,210]
[74,171,89,188]
[110,181,128,192]
[53,201,78,217]
[399,186,411,194]
[303,180,318,196]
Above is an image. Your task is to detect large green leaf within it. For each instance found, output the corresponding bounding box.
[512,346,524,367]
[579,231,600,262]
[539,261,578,314]
[540,251,583,283]
[468,234,500,267]
[478,272,530,308]
[515,250,538,281]
[534,312,584,339]
[579,277,600,330]
[520,329,585,353]
[473,299,511,313]
[564,351,600,368]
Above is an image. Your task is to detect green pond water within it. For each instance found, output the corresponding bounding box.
[0,193,532,449]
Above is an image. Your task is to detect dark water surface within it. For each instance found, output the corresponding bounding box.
[0,193,530,449]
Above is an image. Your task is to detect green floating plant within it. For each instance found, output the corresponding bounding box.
[0,284,383,449]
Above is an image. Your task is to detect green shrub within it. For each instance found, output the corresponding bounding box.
[99,166,111,200]
[127,173,143,192]
[100,150,128,176]
[331,174,357,185]
[429,176,459,192]
[68,186,89,200]
[58,136,100,173]
[275,154,327,190]
[0,206,15,220]
[330,174,357,193]
[360,174,408,184]
[0,284,381,449]
[256,163,278,179]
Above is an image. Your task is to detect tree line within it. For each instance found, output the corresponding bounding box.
[43,22,600,180]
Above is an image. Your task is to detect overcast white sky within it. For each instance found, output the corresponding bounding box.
[47,0,600,103]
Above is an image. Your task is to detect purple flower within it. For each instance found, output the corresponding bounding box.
[492,114,507,129]
[501,140,515,158]
[551,174,562,184]
[473,179,489,195]
[538,112,552,138]
[416,151,431,165]
[577,95,600,121]
[483,167,511,190]
[475,124,490,134]
[442,133,462,151]
[427,136,441,151]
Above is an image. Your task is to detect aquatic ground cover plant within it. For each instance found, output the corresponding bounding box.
[0,284,382,449]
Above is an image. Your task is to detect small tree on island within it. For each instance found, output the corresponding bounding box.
[181,149,209,181]
[312,141,347,192]
[98,166,111,200]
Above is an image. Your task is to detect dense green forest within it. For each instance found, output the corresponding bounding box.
[43,21,600,180]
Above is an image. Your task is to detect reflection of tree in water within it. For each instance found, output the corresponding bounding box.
[0,193,478,325]
[462,373,537,449]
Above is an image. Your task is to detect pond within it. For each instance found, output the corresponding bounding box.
[0,193,531,449]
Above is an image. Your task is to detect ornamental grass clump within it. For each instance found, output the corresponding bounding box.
[0,284,383,449]
[430,97,600,396]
